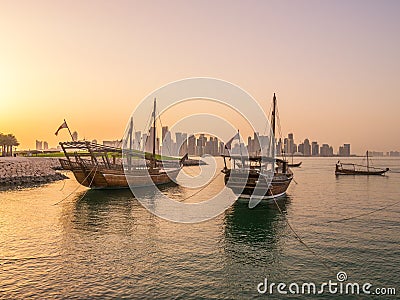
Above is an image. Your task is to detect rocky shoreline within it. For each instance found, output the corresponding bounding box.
[0,157,68,186]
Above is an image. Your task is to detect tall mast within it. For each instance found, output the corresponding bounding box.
[152,98,156,161]
[272,93,276,136]
[271,93,277,158]
[367,150,369,172]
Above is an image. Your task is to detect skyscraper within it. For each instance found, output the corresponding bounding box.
[303,139,311,156]
[72,131,78,141]
[188,135,196,156]
[312,141,319,156]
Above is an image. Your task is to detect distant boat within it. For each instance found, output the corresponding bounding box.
[288,161,302,168]
[221,93,293,199]
[335,151,389,176]
[288,154,302,167]
[59,98,187,188]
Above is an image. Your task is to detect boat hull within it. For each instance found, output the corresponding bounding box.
[60,158,181,189]
[223,171,292,199]
[335,169,387,176]
[288,162,302,167]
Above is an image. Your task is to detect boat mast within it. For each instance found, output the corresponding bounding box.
[271,93,277,158]
[272,93,276,137]
[367,150,369,172]
[152,98,156,168]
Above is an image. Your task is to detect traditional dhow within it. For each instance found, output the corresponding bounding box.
[59,99,187,188]
[221,155,293,199]
[221,93,293,199]
[335,151,389,176]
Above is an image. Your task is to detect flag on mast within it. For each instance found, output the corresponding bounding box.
[224,131,240,150]
[55,120,69,136]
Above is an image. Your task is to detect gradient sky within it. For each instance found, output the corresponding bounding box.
[1,0,399,154]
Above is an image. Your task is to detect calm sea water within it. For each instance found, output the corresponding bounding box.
[0,157,399,299]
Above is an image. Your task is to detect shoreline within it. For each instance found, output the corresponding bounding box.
[0,157,68,187]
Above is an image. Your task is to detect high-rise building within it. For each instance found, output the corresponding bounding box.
[161,127,172,155]
[134,131,141,150]
[35,140,43,150]
[320,144,333,157]
[312,141,319,156]
[303,139,311,156]
[338,144,351,156]
[43,141,49,150]
[72,131,78,141]
[188,135,196,156]
[344,144,350,156]
[287,133,294,154]
[298,143,304,155]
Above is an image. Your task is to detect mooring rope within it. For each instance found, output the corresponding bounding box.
[326,199,400,223]
[52,165,98,206]
[271,191,335,275]
[178,171,222,202]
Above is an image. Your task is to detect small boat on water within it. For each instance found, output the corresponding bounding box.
[288,155,302,167]
[221,93,293,199]
[288,161,302,168]
[335,151,389,176]
[59,99,187,188]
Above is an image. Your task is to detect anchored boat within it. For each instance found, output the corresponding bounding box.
[221,93,293,199]
[59,99,187,188]
[335,151,389,176]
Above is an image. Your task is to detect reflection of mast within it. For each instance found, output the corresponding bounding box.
[367,150,369,172]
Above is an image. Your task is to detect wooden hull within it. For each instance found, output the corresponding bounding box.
[223,170,292,199]
[335,169,387,176]
[60,158,182,189]
[288,162,302,167]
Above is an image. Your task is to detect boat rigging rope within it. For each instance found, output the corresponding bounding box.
[271,191,335,275]
[178,171,222,202]
[59,172,67,191]
[52,164,98,206]
[326,199,400,223]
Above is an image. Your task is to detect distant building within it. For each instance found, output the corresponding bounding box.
[35,140,43,150]
[72,131,78,141]
[303,139,311,156]
[320,144,333,157]
[388,151,400,157]
[103,140,122,148]
[188,135,196,156]
[91,139,97,144]
[338,143,351,156]
[43,141,49,150]
[312,141,319,156]
[369,151,384,157]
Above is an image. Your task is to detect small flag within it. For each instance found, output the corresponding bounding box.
[224,132,240,150]
[55,120,68,136]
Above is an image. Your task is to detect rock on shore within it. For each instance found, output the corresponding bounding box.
[0,157,68,186]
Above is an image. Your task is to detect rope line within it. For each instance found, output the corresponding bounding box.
[326,199,400,223]
[178,172,222,202]
[52,165,98,206]
[271,191,335,274]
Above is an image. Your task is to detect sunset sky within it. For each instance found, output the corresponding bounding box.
[1,0,399,154]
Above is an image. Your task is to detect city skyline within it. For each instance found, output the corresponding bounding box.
[1,1,400,153]
[32,128,400,157]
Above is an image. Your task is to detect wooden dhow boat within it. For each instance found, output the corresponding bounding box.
[335,151,389,176]
[221,93,293,199]
[222,155,293,199]
[59,99,187,189]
